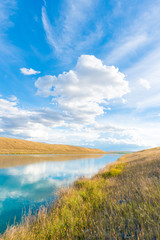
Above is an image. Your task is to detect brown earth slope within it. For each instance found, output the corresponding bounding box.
[0,137,106,154]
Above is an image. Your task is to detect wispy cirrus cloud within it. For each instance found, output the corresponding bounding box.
[41,0,103,61]
[124,46,160,110]
[105,35,147,66]
[0,0,17,56]
[0,0,16,29]
[20,68,40,75]
[104,0,160,68]
[41,6,59,53]
[0,0,22,71]
[138,78,150,90]
[101,0,160,112]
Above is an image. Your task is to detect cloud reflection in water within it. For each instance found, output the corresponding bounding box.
[0,154,122,233]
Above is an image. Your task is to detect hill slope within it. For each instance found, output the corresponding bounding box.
[0,137,105,154]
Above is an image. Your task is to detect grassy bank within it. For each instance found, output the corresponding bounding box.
[1,147,160,239]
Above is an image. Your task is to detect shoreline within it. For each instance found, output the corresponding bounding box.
[2,147,160,239]
[0,152,107,155]
[1,153,124,236]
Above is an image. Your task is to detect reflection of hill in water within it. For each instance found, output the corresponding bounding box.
[0,154,104,168]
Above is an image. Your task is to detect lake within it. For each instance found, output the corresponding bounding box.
[0,154,123,233]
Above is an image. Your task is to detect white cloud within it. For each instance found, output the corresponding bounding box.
[139,78,151,90]
[35,55,129,124]
[89,121,160,148]
[0,98,66,141]
[35,75,55,97]
[105,35,147,65]
[0,0,16,29]
[8,95,18,102]
[123,46,160,109]
[20,68,40,75]
[122,98,127,104]
[0,96,160,149]
[104,1,160,67]
[42,6,59,52]
[103,2,160,111]
[41,0,103,60]
[0,0,21,63]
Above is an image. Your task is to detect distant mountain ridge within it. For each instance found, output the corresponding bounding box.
[0,137,106,154]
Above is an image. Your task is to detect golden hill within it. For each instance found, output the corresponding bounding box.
[118,146,160,163]
[0,137,106,154]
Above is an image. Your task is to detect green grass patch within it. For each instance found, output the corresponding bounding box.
[101,163,126,178]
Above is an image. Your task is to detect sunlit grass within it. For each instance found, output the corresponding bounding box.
[100,163,126,178]
[0,137,106,155]
[1,149,160,239]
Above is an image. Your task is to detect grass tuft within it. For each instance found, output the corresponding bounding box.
[101,163,125,178]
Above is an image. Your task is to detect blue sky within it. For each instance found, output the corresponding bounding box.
[0,0,160,151]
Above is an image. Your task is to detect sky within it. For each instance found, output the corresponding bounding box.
[0,0,160,151]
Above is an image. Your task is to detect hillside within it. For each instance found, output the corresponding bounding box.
[0,137,105,154]
[2,146,160,239]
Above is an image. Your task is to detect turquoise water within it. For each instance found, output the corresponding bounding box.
[0,154,122,233]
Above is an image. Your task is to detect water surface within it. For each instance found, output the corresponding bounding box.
[0,154,123,233]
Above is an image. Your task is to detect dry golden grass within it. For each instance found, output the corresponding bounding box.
[1,147,160,239]
[0,137,106,154]
[119,146,160,163]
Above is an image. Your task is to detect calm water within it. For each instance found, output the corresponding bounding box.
[0,154,122,233]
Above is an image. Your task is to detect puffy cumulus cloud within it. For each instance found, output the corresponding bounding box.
[35,55,129,124]
[20,68,40,75]
[35,75,55,97]
[139,78,151,90]
[0,98,20,116]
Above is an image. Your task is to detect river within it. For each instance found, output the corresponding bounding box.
[0,154,123,233]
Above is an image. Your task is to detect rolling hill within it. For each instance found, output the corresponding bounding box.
[0,137,106,154]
